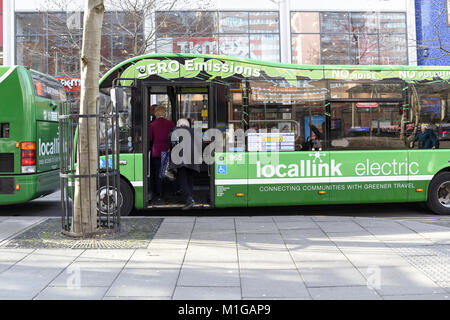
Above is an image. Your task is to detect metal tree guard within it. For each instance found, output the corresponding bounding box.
[59,98,121,237]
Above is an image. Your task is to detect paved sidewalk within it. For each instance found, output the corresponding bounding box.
[0,215,450,300]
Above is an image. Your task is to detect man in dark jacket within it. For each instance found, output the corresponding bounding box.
[410,124,438,149]
[170,118,202,210]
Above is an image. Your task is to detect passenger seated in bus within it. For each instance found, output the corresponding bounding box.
[149,105,174,204]
[410,124,438,149]
[169,118,202,210]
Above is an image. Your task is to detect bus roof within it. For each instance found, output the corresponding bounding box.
[100,53,450,89]
[0,65,62,85]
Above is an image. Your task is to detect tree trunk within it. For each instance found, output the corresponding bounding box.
[72,0,104,236]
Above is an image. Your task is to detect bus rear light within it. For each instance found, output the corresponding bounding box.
[15,184,20,191]
[21,142,36,150]
[16,142,20,148]
[21,142,36,173]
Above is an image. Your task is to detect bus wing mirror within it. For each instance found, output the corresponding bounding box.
[111,87,127,111]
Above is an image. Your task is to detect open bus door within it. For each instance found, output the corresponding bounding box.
[143,82,216,209]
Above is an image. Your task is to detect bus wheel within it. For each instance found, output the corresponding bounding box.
[426,172,450,215]
[97,178,133,217]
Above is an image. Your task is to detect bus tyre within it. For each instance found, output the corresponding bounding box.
[427,172,450,215]
[97,178,133,217]
[118,179,133,217]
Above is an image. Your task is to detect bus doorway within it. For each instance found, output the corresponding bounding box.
[143,83,215,209]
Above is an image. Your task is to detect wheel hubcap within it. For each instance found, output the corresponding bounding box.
[97,186,123,214]
[437,182,450,208]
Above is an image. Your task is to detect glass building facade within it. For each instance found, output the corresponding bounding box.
[155,11,281,62]
[291,11,408,65]
[15,11,144,77]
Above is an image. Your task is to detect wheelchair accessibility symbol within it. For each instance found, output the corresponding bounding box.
[217,165,227,175]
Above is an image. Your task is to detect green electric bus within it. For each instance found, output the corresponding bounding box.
[0,66,66,205]
[98,53,450,216]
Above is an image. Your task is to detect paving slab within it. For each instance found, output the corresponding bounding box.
[274,220,318,230]
[148,232,191,250]
[49,260,126,287]
[238,249,297,270]
[190,230,236,244]
[106,268,180,297]
[289,245,349,262]
[237,233,286,251]
[124,249,186,269]
[184,243,237,261]
[308,286,382,300]
[193,218,235,231]
[0,218,47,243]
[173,286,241,300]
[382,293,450,300]
[296,260,367,288]
[103,296,172,300]
[240,268,310,299]
[77,249,134,261]
[34,287,108,300]
[316,221,367,233]
[0,265,69,298]
[366,226,433,243]
[0,249,35,273]
[358,265,446,296]
[235,221,279,234]
[339,249,412,268]
[273,216,314,223]
[177,264,240,287]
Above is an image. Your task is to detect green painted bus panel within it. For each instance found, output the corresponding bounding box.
[0,170,59,205]
[247,152,331,206]
[36,121,60,173]
[214,149,450,207]
[134,186,144,209]
[215,152,248,207]
[134,154,143,208]
[0,66,63,205]
[408,149,450,201]
[0,66,35,175]
[119,153,135,181]
[328,150,410,204]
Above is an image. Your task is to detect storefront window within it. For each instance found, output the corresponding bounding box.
[156,11,280,62]
[291,11,408,65]
[292,34,320,65]
[249,12,279,33]
[379,34,408,65]
[321,34,350,65]
[219,35,249,58]
[16,11,143,75]
[291,12,319,33]
[219,12,248,33]
[320,12,349,34]
[250,34,280,61]
[16,35,47,72]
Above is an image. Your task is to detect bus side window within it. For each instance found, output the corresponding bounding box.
[247,79,328,152]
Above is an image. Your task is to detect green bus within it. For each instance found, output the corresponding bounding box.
[0,66,66,205]
[98,53,450,216]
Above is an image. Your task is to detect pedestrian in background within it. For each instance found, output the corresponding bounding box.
[410,124,438,149]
